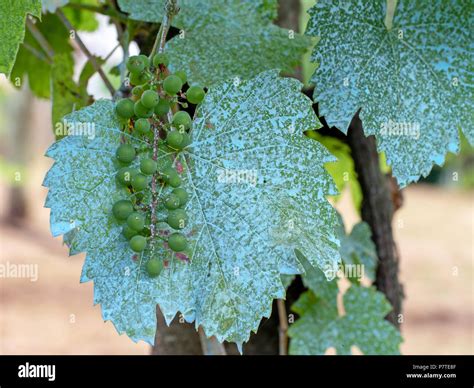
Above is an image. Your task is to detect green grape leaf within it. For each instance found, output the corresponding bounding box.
[42,0,98,31]
[338,218,377,282]
[43,70,341,348]
[307,131,362,210]
[51,53,91,138]
[118,0,314,86]
[11,13,73,99]
[289,286,402,355]
[0,0,41,76]
[306,0,473,187]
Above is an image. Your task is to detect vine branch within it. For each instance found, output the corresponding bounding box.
[56,9,116,96]
[277,299,289,355]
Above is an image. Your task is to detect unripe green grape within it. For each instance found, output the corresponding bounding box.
[131,173,149,191]
[168,174,181,188]
[174,70,187,84]
[130,235,147,252]
[116,144,136,164]
[134,101,153,118]
[172,188,189,206]
[146,258,163,277]
[166,131,184,149]
[112,200,134,220]
[164,193,181,210]
[127,212,145,231]
[168,232,187,252]
[154,99,170,116]
[140,158,157,175]
[126,56,145,74]
[172,111,192,131]
[115,98,135,119]
[141,90,159,109]
[134,118,151,134]
[163,75,182,95]
[130,71,151,86]
[132,86,144,97]
[116,167,137,186]
[186,86,205,104]
[112,198,132,221]
[180,133,192,149]
[138,54,150,68]
[167,209,188,230]
[162,167,182,188]
[152,52,169,67]
[122,225,137,240]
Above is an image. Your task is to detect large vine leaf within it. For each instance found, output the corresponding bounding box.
[11,13,73,99]
[117,0,314,86]
[0,0,41,76]
[44,70,341,348]
[288,285,402,355]
[306,0,473,187]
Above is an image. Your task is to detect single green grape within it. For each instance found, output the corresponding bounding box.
[180,133,192,149]
[141,90,159,109]
[146,258,163,277]
[186,86,205,104]
[112,200,134,220]
[115,98,135,119]
[126,56,145,74]
[116,144,136,164]
[163,75,182,95]
[172,111,192,131]
[116,167,137,186]
[168,233,187,252]
[162,166,181,188]
[140,158,157,175]
[167,209,188,230]
[138,54,150,68]
[164,193,181,210]
[166,131,184,150]
[134,101,153,118]
[174,70,187,84]
[127,212,145,231]
[154,99,170,116]
[172,188,189,206]
[132,86,144,97]
[152,53,169,67]
[122,225,137,240]
[130,71,151,86]
[134,118,151,134]
[131,173,149,191]
[130,235,147,252]
[168,175,181,188]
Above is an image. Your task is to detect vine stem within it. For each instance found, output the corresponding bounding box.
[277,299,289,355]
[56,9,116,96]
[384,0,398,31]
[26,18,54,59]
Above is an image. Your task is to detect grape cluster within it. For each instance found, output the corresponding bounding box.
[112,53,205,278]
